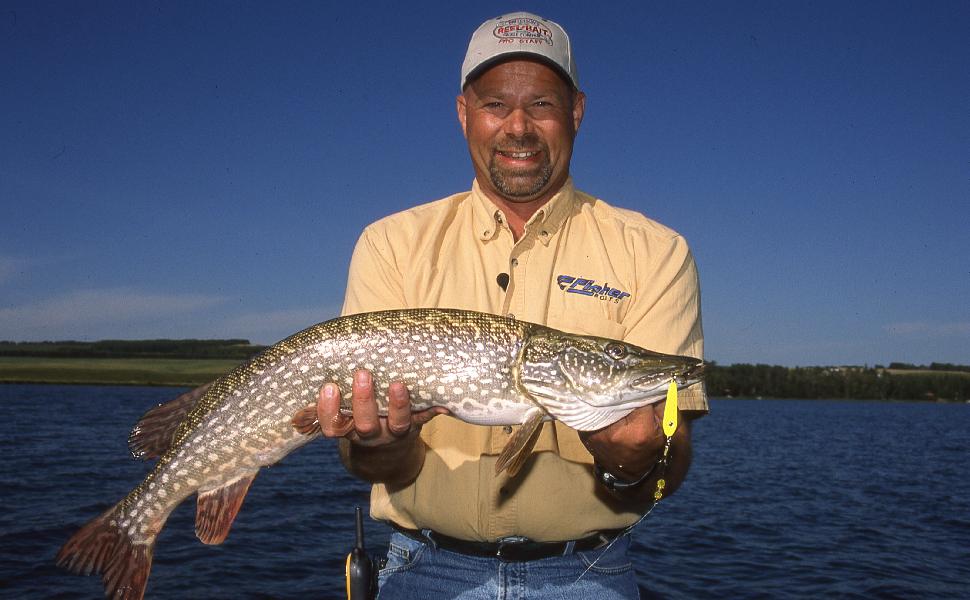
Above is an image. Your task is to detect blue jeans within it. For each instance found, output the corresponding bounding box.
[376,531,640,600]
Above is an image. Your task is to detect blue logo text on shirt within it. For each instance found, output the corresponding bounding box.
[556,275,631,303]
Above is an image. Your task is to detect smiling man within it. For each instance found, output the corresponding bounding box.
[458,58,584,229]
[318,12,707,599]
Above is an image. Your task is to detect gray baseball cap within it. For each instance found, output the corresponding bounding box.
[460,12,578,90]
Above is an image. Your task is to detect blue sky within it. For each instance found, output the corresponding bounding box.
[2,1,968,367]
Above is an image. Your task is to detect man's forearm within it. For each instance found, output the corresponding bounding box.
[584,408,697,504]
[603,419,692,503]
[338,431,427,485]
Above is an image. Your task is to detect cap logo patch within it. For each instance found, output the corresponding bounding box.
[493,17,553,46]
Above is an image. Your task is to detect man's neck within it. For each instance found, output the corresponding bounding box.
[479,180,568,241]
[490,197,546,241]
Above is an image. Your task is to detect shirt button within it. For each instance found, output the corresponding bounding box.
[503,425,513,434]
[510,258,518,267]
[540,230,549,237]
[507,313,515,319]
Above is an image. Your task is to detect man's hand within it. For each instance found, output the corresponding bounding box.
[579,402,693,501]
[317,369,448,484]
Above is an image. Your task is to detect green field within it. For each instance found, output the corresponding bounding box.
[0,356,242,387]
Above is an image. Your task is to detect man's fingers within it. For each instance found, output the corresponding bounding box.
[351,370,381,438]
[385,382,412,436]
[413,406,450,427]
[318,371,444,444]
[318,383,354,437]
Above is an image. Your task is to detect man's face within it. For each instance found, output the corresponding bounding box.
[457,59,585,206]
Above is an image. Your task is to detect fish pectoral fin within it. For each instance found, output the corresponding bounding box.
[128,381,213,460]
[291,405,321,435]
[195,471,257,545]
[495,408,545,478]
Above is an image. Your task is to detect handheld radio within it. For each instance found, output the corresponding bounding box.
[345,506,377,600]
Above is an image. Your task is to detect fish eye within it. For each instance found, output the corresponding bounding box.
[604,342,627,360]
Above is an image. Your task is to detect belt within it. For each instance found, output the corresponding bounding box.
[392,525,619,562]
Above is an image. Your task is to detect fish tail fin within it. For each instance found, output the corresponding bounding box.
[56,507,155,600]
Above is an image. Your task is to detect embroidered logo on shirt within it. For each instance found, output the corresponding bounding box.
[556,275,631,303]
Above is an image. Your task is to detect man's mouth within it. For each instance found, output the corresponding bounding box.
[495,149,542,165]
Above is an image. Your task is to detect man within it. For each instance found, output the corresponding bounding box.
[318,11,707,599]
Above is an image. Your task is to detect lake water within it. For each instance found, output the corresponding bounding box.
[1,384,968,599]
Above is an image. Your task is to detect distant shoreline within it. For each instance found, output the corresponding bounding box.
[0,356,240,387]
[1,355,968,402]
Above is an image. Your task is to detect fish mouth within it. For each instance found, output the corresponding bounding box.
[677,361,706,385]
[631,360,705,390]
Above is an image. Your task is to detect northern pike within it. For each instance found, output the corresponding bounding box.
[57,308,704,599]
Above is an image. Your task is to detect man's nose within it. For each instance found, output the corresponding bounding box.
[503,107,534,137]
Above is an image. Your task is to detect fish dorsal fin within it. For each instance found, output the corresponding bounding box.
[195,471,257,545]
[291,405,321,435]
[128,382,213,460]
[495,407,545,477]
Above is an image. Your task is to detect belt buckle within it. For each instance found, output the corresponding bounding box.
[495,536,530,561]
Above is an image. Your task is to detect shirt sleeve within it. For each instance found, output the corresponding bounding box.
[342,224,408,316]
[556,228,708,465]
[622,233,708,412]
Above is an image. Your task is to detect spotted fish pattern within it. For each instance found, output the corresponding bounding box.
[56,308,703,599]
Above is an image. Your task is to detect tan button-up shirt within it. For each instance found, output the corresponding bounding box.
[342,178,706,542]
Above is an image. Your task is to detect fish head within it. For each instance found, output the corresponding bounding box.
[518,330,704,431]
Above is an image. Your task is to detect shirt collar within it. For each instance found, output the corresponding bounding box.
[470,178,577,245]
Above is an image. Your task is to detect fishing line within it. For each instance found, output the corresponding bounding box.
[575,380,679,583]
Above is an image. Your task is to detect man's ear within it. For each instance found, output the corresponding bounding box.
[572,91,586,134]
[456,93,468,139]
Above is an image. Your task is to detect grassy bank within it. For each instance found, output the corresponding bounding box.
[0,356,242,387]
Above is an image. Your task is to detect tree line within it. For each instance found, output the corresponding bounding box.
[3,340,967,402]
[0,339,267,360]
[705,363,969,402]
[887,362,970,373]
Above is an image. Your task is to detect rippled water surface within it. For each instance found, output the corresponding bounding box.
[2,385,968,598]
